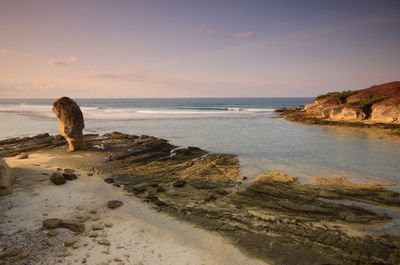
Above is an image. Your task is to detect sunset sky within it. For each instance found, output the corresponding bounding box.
[1,0,399,98]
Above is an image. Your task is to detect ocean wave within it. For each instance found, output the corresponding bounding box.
[0,104,276,120]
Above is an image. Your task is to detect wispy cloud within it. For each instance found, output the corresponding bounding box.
[195,27,219,36]
[47,59,67,66]
[233,31,253,39]
[0,48,33,57]
[94,72,145,81]
[47,56,79,66]
[67,56,78,63]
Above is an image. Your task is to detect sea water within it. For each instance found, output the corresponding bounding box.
[0,98,399,188]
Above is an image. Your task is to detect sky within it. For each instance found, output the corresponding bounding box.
[0,0,399,98]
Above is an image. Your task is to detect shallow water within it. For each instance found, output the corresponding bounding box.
[0,98,399,187]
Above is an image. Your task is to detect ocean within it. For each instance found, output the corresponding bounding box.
[0,98,399,188]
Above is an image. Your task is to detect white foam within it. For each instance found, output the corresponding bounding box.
[0,104,276,120]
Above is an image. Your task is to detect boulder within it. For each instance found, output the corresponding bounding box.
[0,158,13,196]
[52,97,85,151]
[50,172,66,185]
[370,97,400,124]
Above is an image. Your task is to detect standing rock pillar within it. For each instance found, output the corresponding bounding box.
[52,97,85,151]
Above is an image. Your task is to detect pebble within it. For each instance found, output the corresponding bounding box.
[47,229,60,237]
[107,200,123,209]
[16,153,29,159]
[91,214,100,221]
[98,239,111,246]
[89,209,98,214]
[104,221,113,228]
[64,238,78,247]
[72,243,80,249]
[91,223,104,230]
[64,168,75,173]
[81,258,87,264]
[79,215,91,223]
[113,258,123,262]
[47,238,56,246]
[89,231,98,237]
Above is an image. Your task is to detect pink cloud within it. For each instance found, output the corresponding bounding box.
[233,31,253,39]
[0,48,32,57]
[47,56,79,66]
[67,56,78,63]
[47,58,67,66]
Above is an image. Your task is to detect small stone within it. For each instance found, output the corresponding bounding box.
[91,214,100,221]
[172,179,187,188]
[103,177,114,184]
[43,218,63,229]
[81,258,87,264]
[91,223,104,230]
[104,221,113,228]
[98,239,111,246]
[113,258,123,262]
[63,173,78,181]
[63,250,71,257]
[64,238,78,247]
[87,172,93,176]
[50,172,66,185]
[89,231,98,237]
[16,153,29,159]
[72,243,80,249]
[89,209,98,214]
[47,238,56,246]
[79,215,91,223]
[47,229,60,237]
[107,200,123,209]
[64,168,75,173]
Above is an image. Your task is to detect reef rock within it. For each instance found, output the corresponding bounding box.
[52,97,85,151]
[281,81,400,126]
[0,158,13,196]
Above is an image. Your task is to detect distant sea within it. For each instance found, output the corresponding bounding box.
[0,98,399,188]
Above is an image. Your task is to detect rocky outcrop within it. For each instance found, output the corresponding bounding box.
[370,97,400,124]
[0,158,13,196]
[52,97,85,151]
[281,81,400,128]
[1,132,400,264]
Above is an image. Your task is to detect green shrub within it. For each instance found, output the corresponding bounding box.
[316,90,355,101]
[348,95,390,107]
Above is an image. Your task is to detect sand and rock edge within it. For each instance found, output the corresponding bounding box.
[1,132,400,265]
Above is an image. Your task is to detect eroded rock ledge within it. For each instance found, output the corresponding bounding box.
[1,132,400,265]
[278,81,400,132]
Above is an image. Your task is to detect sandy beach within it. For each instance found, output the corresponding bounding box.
[0,148,267,265]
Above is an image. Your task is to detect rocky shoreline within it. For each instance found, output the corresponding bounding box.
[277,81,400,134]
[1,132,400,265]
